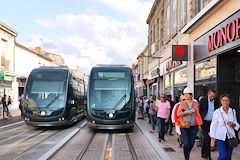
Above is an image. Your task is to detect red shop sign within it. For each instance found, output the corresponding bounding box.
[208,16,240,52]
[146,79,155,85]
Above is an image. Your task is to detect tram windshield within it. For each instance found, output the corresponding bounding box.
[89,71,132,110]
[24,70,68,110]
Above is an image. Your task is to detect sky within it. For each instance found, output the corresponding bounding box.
[1,0,154,74]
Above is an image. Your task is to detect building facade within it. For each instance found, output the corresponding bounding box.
[132,46,149,97]
[144,0,240,121]
[15,43,55,98]
[0,21,18,110]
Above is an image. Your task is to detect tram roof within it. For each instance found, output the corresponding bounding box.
[94,64,129,68]
[34,66,69,71]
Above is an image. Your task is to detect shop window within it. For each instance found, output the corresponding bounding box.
[174,69,187,98]
[195,58,216,99]
[195,58,216,82]
[164,74,172,95]
[174,69,187,85]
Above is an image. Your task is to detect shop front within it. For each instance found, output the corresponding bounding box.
[163,59,187,99]
[194,10,240,120]
[147,67,159,97]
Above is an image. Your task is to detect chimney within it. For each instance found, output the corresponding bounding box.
[34,47,42,52]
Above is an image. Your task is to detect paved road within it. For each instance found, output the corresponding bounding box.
[0,118,172,160]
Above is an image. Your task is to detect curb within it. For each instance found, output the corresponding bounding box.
[136,120,173,160]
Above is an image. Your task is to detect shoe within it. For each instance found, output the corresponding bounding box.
[149,130,155,133]
[179,144,183,148]
[169,132,173,136]
[205,157,212,160]
[201,153,205,158]
[197,143,202,147]
[161,138,165,141]
[158,138,161,142]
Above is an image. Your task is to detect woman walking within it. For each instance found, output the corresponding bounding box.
[177,87,203,160]
[210,94,239,160]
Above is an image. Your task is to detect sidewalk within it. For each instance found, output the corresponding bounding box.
[0,108,22,127]
[138,117,240,160]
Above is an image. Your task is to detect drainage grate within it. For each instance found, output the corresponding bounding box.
[163,147,176,152]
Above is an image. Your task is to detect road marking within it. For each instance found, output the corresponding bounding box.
[136,120,173,160]
[39,120,87,160]
[0,121,24,130]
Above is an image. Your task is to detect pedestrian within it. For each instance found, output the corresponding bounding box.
[149,96,157,133]
[143,96,149,115]
[171,94,185,148]
[177,87,203,160]
[19,95,23,117]
[199,90,219,160]
[166,95,175,135]
[174,96,179,104]
[155,94,170,142]
[210,94,239,160]
[2,94,10,118]
[8,96,12,116]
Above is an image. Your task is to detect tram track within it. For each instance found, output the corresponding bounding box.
[0,126,39,145]
[10,129,62,160]
[0,123,26,136]
[76,131,96,160]
[126,133,138,160]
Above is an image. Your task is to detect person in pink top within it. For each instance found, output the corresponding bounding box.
[155,94,171,142]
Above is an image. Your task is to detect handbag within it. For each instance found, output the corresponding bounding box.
[179,120,190,128]
[220,109,239,148]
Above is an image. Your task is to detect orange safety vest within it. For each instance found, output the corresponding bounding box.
[174,103,180,123]
[177,100,203,126]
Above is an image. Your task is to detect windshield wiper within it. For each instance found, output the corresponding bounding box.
[112,94,126,110]
[45,95,60,109]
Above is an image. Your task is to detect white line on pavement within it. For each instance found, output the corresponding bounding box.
[39,120,87,160]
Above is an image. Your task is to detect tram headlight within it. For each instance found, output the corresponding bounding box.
[92,120,95,124]
[109,113,114,118]
[40,111,46,116]
[126,121,129,124]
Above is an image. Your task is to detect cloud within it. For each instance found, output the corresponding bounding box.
[32,0,153,74]
[95,0,153,22]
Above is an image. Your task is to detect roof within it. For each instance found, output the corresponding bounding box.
[15,42,52,61]
[146,0,160,24]
[0,21,18,37]
[94,64,128,67]
[32,66,69,72]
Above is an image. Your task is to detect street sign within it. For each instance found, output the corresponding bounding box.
[0,70,4,80]
[172,45,188,61]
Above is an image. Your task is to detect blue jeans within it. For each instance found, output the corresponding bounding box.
[180,126,198,159]
[150,114,156,130]
[157,117,166,139]
[215,139,233,160]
